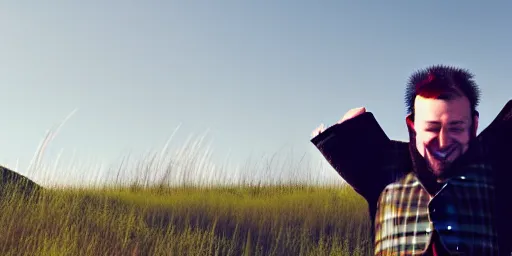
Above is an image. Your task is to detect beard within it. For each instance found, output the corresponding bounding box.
[423,142,463,177]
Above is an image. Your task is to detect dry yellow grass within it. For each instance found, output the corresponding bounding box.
[3,120,372,255]
[0,184,371,255]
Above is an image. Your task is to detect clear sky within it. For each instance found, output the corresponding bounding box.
[1,1,511,187]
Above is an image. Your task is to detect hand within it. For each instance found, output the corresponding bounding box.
[337,107,366,124]
[311,107,366,138]
[311,123,326,138]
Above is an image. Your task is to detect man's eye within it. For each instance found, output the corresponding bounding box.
[425,127,464,133]
[425,128,440,133]
[450,128,464,133]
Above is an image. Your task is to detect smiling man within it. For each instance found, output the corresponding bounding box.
[405,69,480,180]
[311,65,512,255]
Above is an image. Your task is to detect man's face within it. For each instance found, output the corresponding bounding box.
[410,95,478,176]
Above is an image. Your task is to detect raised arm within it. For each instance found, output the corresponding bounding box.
[310,111,410,202]
[479,100,512,158]
[477,99,512,255]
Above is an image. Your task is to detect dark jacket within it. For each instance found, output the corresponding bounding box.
[311,100,512,255]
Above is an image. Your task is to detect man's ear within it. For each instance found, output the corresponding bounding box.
[406,113,415,133]
[472,111,479,137]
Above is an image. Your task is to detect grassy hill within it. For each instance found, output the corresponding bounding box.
[0,184,371,256]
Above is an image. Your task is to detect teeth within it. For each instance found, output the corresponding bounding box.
[432,147,453,159]
[435,151,447,158]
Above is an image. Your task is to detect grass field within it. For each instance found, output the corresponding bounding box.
[1,122,373,255]
[0,183,372,256]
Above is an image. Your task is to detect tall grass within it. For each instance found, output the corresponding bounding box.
[1,116,373,255]
[0,184,371,255]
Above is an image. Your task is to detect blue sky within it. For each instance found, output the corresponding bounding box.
[1,1,511,186]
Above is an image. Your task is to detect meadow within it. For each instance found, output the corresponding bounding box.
[0,123,373,255]
[1,184,372,256]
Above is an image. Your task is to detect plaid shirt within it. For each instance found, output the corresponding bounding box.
[375,142,499,255]
[311,100,512,256]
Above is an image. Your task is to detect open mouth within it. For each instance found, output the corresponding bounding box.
[428,144,457,161]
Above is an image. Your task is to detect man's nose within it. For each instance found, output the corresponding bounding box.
[439,129,451,148]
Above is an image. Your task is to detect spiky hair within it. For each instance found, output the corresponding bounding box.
[405,65,481,115]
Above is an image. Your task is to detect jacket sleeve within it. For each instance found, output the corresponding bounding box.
[479,100,512,161]
[496,100,512,153]
[479,100,512,254]
[310,112,410,201]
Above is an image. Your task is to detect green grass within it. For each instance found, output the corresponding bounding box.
[3,120,373,255]
[0,184,372,256]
